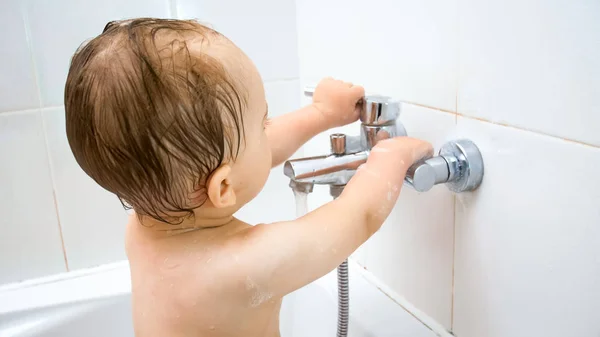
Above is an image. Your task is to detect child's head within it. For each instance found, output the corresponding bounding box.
[65,18,272,224]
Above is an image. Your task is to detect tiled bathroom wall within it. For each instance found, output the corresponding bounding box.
[0,0,300,283]
[296,0,600,336]
[2,0,600,336]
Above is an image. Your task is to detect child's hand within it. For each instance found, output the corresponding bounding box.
[312,78,364,129]
[369,136,434,173]
[347,136,433,223]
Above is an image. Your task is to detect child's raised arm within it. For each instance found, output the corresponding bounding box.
[266,78,364,167]
[232,136,433,302]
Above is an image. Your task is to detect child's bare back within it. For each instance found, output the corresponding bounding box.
[126,219,284,337]
[64,18,432,337]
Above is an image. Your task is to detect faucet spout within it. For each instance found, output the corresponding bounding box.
[283,152,368,185]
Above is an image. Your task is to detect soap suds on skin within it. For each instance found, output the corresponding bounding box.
[245,276,273,308]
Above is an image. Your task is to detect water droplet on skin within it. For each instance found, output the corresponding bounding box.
[206,258,212,264]
[169,283,174,288]
[193,239,198,244]
[164,257,169,264]
[209,325,216,330]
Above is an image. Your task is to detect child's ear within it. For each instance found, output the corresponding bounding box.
[206,165,236,208]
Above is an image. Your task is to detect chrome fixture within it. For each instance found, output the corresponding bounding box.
[405,139,484,193]
[285,87,484,194]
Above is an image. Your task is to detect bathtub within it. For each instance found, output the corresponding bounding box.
[0,260,445,337]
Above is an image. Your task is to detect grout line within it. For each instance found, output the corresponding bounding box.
[402,101,457,115]
[168,0,178,19]
[40,105,65,112]
[451,10,459,326]
[39,109,70,271]
[450,195,457,332]
[455,113,600,149]
[0,108,41,116]
[20,4,42,111]
[21,8,71,272]
[52,190,70,272]
[401,100,600,150]
[351,260,454,337]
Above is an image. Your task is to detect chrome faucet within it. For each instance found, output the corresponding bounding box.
[284,88,484,195]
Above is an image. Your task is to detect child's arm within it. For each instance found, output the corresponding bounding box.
[233,136,433,301]
[266,78,364,167]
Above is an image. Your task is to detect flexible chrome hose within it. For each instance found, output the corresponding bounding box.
[329,186,349,337]
[336,259,349,337]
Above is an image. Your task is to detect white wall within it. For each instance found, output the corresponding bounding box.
[296,0,600,336]
[0,0,300,283]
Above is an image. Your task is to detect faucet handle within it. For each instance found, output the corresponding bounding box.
[405,139,484,193]
[303,86,401,126]
[330,134,346,155]
[360,96,401,126]
[405,157,450,192]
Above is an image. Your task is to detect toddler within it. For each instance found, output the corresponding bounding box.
[64,18,432,337]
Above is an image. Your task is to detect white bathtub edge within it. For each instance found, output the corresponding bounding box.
[0,261,130,293]
[0,261,131,315]
[348,259,453,337]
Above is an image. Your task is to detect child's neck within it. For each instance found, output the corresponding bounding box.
[134,206,237,237]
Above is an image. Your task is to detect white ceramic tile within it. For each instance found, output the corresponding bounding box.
[0,1,39,112]
[295,0,458,112]
[363,104,456,330]
[457,0,600,146]
[176,0,299,82]
[235,80,302,225]
[42,108,128,270]
[0,111,65,284]
[264,80,301,118]
[453,117,600,337]
[24,0,170,107]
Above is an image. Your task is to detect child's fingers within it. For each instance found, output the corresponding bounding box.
[350,85,365,100]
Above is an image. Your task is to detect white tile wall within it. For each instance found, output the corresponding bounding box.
[295,0,458,112]
[177,0,299,81]
[0,111,66,283]
[297,0,600,334]
[453,117,600,337]
[24,0,170,107]
[42,107,129,270]
[235,80,302,225]
[363,104,455,329]
[457,0,600,146]
[0,2,39,112]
